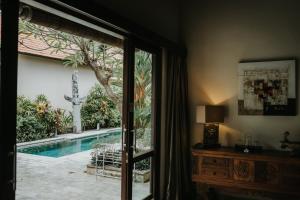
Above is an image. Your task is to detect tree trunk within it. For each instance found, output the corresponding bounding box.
[82,47,123,115]
[93,70,123,115]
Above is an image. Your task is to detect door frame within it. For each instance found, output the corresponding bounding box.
[122,37,162,200]
[1,0,20,200]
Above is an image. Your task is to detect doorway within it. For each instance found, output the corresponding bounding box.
[1,0,161,200]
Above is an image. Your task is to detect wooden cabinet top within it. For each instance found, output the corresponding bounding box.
[192,147,300,164]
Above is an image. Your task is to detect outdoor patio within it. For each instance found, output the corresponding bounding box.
[16,149,149,200]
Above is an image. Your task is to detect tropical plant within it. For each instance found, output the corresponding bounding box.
[17,114,48,142]
[54,108,73,134]
[16,95,72,142]
[34,94,48,104]
[135,157,150,171]
[17,96,36,116]
[134,50,152,140]
[81,84,120,130]
[34,95,56,133]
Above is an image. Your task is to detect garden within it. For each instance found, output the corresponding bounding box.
[17,84,120,143]
[17,18,153,181]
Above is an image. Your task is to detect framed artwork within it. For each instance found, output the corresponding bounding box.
[238,59,296,116]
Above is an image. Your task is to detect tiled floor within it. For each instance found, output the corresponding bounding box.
[16,150,149,200]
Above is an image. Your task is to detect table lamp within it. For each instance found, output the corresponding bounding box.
[196,105,224,148]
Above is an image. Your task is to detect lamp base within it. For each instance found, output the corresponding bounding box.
[203,124,220,147]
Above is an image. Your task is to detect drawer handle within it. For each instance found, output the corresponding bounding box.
[213,159,217,163]
[213,172,216,175]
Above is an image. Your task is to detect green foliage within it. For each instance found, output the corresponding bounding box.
[54,109,73,134]
[19,20,153,149]
[34,94,48,103]
[135,157,150,171]
[16,95,72,143]
[134,50,152,140]
[17,96,36,116]
[81,84,121,130]
[17,114,48,143]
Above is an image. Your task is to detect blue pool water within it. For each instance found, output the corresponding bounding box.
[17,131,121,158]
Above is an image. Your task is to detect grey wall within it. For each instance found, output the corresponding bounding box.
[93,0,180,43]
[182,0,300,149]
[17,54,98,111]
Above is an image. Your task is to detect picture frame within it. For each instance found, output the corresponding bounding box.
[238,59,296,116]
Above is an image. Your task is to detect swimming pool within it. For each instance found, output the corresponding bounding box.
[17,131,121,158]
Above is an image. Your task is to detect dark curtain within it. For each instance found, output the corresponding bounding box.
[162,50,193,200]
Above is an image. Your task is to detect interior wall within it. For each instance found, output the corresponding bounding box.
[93,0,180,43]
[182,0,300,149]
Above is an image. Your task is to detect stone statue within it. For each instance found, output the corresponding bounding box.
[64,71,85,133]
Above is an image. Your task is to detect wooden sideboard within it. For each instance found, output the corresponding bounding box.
[192,148,300,199]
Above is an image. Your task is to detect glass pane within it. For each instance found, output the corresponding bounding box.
[16,4,124,200]
[133,49,153,155]
[132,157,152,200]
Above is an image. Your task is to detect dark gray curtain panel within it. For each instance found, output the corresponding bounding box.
[162,50,192,200]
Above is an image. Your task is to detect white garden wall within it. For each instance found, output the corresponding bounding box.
[17,54,99,111]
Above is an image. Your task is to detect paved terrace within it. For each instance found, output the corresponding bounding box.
[16,130,149,200]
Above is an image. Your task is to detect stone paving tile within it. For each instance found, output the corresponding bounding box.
[16,150,149,200]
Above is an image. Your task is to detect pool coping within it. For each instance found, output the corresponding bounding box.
[17,127,121,148]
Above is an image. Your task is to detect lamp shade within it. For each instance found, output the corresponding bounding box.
[196,105,224,123]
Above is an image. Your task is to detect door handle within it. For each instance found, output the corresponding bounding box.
[122,124,126,150]
[7,145,16,191]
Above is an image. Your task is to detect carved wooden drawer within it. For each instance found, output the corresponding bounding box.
[202,156,229,168]
[281,164,300,188]
[281,175,300,186]
[201,168,229,179]
[255,162,279,184]
[233,159,254,182]
[282,164,300,176]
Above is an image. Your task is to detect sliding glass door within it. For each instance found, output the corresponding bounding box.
[122,39,161,200]
[1,1,161,200]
